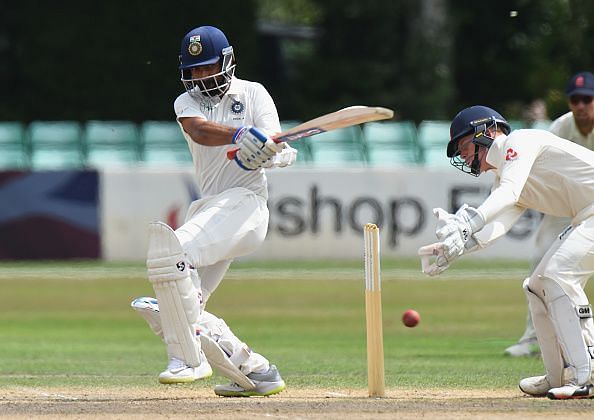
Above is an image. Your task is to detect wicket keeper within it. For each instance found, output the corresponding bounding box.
[420,105,594,399]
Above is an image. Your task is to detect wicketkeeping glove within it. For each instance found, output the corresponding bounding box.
[434,205,484,259]
[232,126,285,170]
[418,242,451,276]
[420,205,485,276]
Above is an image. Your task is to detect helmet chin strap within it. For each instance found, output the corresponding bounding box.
[470,144,481,175]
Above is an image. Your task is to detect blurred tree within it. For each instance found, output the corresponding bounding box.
[0,4,23,119]
[2,0,594,124]
[0,0,258,121]
[278,0,454,122]
[253,0,322,118]
[263,0,594,122]
[256,0,321,25]
[448,0,594,120]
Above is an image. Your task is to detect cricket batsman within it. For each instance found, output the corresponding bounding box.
[131,25,296,397]
[419,105,594,399]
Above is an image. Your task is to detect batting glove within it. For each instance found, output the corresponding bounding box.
[262,144,298,168]
[232,126,285,170]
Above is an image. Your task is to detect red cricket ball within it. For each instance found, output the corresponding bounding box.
[402,309,420,328]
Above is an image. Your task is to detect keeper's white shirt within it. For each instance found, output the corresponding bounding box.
[549,111,594,150]
[174,77,281,199]
[473,130,594,246]
[531,111,594,260]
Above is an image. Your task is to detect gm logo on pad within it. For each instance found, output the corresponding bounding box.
[577,305,592,319]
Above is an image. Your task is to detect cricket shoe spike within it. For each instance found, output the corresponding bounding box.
[519,375,551,397]
[547,383,594,400]
[158,356,213,384]
[214,364,286,397]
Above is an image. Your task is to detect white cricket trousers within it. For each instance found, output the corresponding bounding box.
[175,187,269,298]
[174,187,271,374]
[530,216,594,304]
[528,216,594,376]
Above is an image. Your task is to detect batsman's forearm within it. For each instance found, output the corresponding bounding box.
[179,117,235,146]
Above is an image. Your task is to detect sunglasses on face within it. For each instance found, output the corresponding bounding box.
[569,95,593,105]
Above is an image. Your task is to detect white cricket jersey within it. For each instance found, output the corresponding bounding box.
[174,77,281,199]
[549,111,594,150]
[474,130,594,246]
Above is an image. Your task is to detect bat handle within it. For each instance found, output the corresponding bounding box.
[226,148,239,160]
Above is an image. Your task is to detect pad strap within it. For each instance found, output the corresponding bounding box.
[201,335,256,390]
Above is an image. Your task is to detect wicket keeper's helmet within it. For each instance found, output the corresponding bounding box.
[179,26,236,98]
[447,105,511,176]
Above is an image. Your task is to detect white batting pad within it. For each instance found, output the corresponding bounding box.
[540,276,592,385]
[523,279,564,387]
[147,222,202,367]
[201,334,255,390]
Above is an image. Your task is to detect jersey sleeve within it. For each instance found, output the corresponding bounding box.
[473,205,526,248]
[250,83,281,135]
[476,132,541,223]
[174,93,206,120]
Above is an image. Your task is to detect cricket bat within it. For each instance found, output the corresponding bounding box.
[226,105,394,160]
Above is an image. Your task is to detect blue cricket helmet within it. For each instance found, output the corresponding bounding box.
[179,26,231,69]
[179,26,236,98]
[447,105,511,158]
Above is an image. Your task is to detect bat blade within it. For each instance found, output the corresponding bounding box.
[226,106,394,160]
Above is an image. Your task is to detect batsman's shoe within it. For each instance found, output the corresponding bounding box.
[504,338,540,357]
[214,364,285,397]
[519,375,551,397]
[131,296,159,312]
[547,383,594,400]
[158,356,213,384]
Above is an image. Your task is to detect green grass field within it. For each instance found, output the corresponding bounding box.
[0,257,568,393]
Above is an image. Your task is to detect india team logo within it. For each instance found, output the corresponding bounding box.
[188,35,202,56]
[231,100,245,114]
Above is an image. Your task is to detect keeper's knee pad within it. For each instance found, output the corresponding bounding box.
[539,276,592,385]
[523,278,564,386]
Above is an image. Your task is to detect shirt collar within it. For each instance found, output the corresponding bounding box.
[226,77,241,96]
[191,77,240,106]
